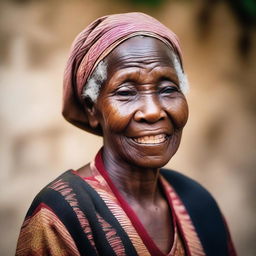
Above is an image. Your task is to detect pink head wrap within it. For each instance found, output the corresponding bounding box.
[62,12,183,135]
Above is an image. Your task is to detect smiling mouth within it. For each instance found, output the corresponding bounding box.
[132,134,168,144]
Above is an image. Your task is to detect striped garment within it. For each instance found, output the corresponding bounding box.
[16,150,236,256]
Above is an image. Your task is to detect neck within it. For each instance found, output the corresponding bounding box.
[102,147,162,205]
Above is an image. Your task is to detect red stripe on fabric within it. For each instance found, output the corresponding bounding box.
[95,149,169,256]
[71,170,97,181]
[31,202,55,217]
[222,216,237,256]
[160,178,191,256]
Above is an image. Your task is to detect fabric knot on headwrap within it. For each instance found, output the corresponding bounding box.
[62,12,183,135]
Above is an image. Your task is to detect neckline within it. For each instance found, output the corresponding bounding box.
[94,148,178,256]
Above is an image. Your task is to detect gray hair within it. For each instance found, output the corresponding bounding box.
[82,60,107,103]
[172,53,189,94]
[82,53,189,103]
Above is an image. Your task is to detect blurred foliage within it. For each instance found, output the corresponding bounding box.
[240,0,256,19]
[228,0,256,26]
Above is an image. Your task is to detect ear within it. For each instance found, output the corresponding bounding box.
[83,97,100,129]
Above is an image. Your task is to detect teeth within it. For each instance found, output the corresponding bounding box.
[133,134,167,144]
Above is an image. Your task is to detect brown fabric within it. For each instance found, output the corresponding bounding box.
[62,12,183,135]
[16,207,80,256]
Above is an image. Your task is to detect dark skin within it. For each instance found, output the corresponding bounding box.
[78,36,189,253]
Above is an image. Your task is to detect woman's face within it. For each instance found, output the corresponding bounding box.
[90,36,189,168]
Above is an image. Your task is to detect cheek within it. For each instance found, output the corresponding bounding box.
[165,98,189,129]
[100,100,133,133]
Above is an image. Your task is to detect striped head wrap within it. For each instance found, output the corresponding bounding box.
[62,12,183,135]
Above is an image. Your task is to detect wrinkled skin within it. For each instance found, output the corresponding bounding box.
[80,36,189,253]
[88,36,188,169]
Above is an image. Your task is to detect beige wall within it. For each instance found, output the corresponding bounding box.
[0,0,255,255]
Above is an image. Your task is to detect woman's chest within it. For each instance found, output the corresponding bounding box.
[80,169,205,255]
[132,202,174,254]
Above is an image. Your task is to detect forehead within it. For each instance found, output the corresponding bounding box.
[104,36,175,74]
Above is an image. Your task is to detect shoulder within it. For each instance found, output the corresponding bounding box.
[22,170,99,245]
[160,168,215,206]
[160,168,222,223]
[17,170,89,255]
[26,170,93,218]
[161,168,234,256]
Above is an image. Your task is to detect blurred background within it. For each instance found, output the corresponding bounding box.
[0,0,255,255]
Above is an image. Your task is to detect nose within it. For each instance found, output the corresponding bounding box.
[134,94,166,123]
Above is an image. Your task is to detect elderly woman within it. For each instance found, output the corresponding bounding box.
[16,13,236,256]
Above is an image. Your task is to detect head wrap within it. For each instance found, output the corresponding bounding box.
[62,12,183,135]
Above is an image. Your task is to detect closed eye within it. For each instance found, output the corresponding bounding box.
[116,90,137,96]
[114,85,137,97]
[159,86,179,94]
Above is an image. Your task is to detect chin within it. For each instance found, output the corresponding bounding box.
[125,135,181,169]
[126,151,175,169]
